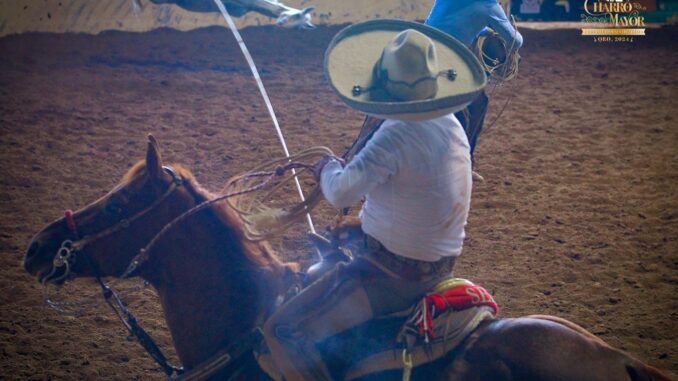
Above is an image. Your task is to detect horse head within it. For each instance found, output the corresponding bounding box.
[23,135,195,285]
[276,6,316,29]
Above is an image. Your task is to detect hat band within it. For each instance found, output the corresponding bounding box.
[352,67,458,97]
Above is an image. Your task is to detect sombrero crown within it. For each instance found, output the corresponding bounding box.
[324,19,487,121]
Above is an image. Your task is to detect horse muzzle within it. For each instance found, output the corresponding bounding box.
[23,238,73,284]
[23,239,45,276]
[23,213,80,283]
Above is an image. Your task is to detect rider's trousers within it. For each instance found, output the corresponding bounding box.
[456,89,489,164]
[262,240,455,381]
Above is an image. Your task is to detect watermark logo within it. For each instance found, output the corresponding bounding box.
[581,0,646,42]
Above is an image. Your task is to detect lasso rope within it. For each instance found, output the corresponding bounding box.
[475,16,521,132]
[212,0,317,235]
[474,16,521,82]
[130,147,335,268]
[224,146,334,240]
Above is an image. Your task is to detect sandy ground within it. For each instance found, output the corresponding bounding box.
[0,25,676,380]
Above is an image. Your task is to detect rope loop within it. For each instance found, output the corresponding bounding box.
[474,17,521,82]
[224,146,335,240]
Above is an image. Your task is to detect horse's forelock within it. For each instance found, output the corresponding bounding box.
[121,160,147,183]
[121,161,199,186]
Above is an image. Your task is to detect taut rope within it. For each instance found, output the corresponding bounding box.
[212,0,317,235]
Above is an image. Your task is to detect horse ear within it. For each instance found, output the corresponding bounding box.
[146,134,163,179]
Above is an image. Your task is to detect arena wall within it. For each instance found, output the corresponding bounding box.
[0,0,435,37]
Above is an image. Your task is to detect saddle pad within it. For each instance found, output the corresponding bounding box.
[408,278,499,341]
[344,306,496,381]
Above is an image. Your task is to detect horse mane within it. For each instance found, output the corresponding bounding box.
[122,161,294,274]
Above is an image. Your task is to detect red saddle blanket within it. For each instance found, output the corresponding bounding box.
[346,279,499,380]
[407,279,499,342]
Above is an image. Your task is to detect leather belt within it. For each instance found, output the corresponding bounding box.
[362,235,456,281]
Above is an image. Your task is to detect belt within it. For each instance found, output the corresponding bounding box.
[362,235,456,281]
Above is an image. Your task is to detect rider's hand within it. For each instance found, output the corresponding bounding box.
[310,155,345,180]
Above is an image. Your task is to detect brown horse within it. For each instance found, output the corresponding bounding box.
[23,136,671,381]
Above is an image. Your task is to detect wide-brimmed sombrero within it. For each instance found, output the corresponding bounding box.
[324,19,487,121]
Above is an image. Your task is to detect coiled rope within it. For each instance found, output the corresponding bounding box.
[223,146,334,240]
[474,17,521,82]
[475,16,521,132]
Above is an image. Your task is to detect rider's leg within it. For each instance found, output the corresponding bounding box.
[467,90,490,163]
[465,90,489,165]
[262,261,373,381]
[262,257,441,381]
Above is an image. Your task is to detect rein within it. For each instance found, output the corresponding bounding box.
[124,147,334,277]
[93,266,184,378]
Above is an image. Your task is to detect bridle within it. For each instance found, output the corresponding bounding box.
[43,166,186,378]
[42,163,305,380]
[43,166,184,285]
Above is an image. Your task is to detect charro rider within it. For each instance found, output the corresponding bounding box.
[426,0,523,179]
[262,19,486,381]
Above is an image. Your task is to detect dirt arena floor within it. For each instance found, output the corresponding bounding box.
[0,24,676,380]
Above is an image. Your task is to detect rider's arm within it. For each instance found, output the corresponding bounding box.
[487,3,523,52]
[320,126,400,208]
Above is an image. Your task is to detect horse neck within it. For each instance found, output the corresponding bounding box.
[145,180,285,371]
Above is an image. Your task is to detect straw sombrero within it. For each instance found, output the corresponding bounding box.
[324,19,487,121]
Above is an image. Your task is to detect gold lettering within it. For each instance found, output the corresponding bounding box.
[592,1,633,13]
[609,13,646,27]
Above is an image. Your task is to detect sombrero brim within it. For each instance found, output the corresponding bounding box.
[324,19,487,121]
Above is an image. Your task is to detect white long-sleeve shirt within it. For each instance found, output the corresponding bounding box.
[320,114,472,261]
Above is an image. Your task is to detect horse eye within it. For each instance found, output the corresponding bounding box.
[105,198,125,216]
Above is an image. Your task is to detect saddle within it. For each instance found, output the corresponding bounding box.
[257,223,499,381]
[343,278,498,381]
[256,276,498,381]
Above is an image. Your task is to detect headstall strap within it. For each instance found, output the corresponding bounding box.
[69,166,183,253]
